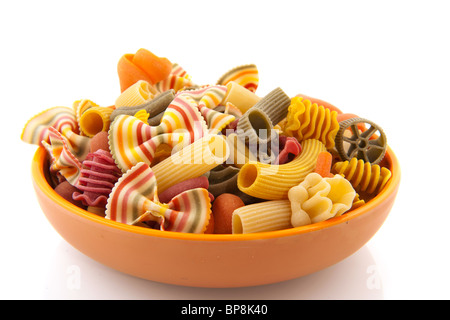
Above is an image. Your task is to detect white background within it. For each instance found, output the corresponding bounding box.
[1,0,449,300]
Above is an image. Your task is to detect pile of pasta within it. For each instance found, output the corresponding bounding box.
[21,48,392,234]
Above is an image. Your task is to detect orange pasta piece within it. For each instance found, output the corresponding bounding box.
[117,54,153,92]
[337,113,368,134]
[132,48,172,84]
[296,94,343,114]
[117,49,172,92]
[314,151,333,178]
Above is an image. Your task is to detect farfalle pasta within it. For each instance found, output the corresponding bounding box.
[105,162,211,233]
[21,47,394,235]
[154,63,194,93]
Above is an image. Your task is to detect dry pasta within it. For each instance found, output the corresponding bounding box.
[250,87,291,126]
[217,64,259,93]
[232,200,292,234]
[225,133,257,167]
[284,97,340,149]
[221,81,261,113]
[105,162,211,233]
[115,80,157,108]
[332,157,392,195]
[237,139,326,200]
[79,106,114,137]
[151,134,229,193]
[110,89,175,123]
[288,172,356,227]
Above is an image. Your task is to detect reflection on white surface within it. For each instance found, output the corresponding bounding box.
[43,240,383,300]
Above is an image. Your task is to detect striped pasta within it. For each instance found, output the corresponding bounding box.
[21,106,78,146]
[108,94,208,172]
[284,97,340,149]
[197,103,235,135]
[110,89,175,123]
[154,63,194,93]
[151,134,229,193]
[42,127,82,185]
[21,106,91,161]
[217,64,259,93]
[176,85,227,109]
[105,162,211,233]
[331,157,392,195]
[232,200,292,234]
[115,80,157,108]
[237,139,326,200]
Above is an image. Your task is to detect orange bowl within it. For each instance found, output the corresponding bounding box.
[31,146,400,288]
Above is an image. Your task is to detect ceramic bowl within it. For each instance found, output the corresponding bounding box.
[31,146,400,288]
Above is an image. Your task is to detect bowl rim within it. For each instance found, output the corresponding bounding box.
[32,145,400,242]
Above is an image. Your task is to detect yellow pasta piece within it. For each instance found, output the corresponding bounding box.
[232,200,292,234]
[332,157,392,195]
[284,97,339,149]
[221,81,261,113]
[115,80,157,108]
[288,172,356,227]
[73,99,99,134]
[78,106,114,137]
[237,139,326,200]
[151,134,229,193]
[351,193,366,210]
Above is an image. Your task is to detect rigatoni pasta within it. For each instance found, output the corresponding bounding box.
[115,80,157,108]
[232,200,292,234]
[151,134,229,192]
[237,139,327,200]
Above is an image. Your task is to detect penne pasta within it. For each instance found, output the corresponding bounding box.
[232,200,292,234]
[250,87,291,126]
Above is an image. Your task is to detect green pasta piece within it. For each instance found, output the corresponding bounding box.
[110,89,175,123]
[207,165,262,205]
[251,87,291,126]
